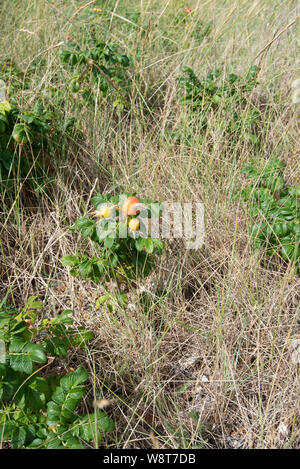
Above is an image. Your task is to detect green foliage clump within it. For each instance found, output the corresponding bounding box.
[0,296,114,449]
[59,38,131,109]
[176,65,260,144]
[240,158,299,272]
[0,58,28,96]
[62,193,164,283]
[0,96,51,191]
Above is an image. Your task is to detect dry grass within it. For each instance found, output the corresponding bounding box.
[0,0,299,449]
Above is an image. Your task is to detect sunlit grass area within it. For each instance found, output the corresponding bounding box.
[0,0,299,449]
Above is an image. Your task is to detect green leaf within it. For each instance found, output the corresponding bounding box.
[70,268,80,277]
[72,412,115,442]
[45,430,84,449]
[31,376,51,401]
[25,386,45,410]
[61,255,80,267]
[68,328,94,346]
[78,260,93,277]
[281,244,296,261]
[63,366,89,388]
[0,421,16,440]
[95,293,111,309]
[27,438,44,448]
[265,176,285,193]
[46,401,61,426]
[42,336,69,359]
[97,411,115,433]
[152,238,164,252]
[71,79,80,93]
[104,236,114,249]
[10,353,33,374]
[24,295,43,311]
[91,195,108,208]
[81,224,95,238]
[0,367,22,400]
[8,337,46,374]
[12,123,33,143]
[96,221,115,241]
[24,343,47,364]
[46,367,88,426]
[135,237,144,252]
[11,426,27,449]
[288,186,300,197]
[9,336,27,353]
[150,202,162,218]
[144,238,154,254]
[71,218,95,237]
[0,100,11,113]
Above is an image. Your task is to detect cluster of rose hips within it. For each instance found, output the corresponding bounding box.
[94,196,141,231]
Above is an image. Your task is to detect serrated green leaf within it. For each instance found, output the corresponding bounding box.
[25,386,45,410]
[281,244,296,261]
[9,336,27,353]
[72,411,115,442]
[65,366,89,387]
[68,328,94,346]
[24,343,47,363]
[61,255,80,266]
[11,426,27,449]
[10,354,32,374]
[12,123,33,143]
[0,421,16,440]
[25,295,43,310]
[91,195,108,209]
[46,401,61,426]
[78,260,93,277]
[27,438,44,448]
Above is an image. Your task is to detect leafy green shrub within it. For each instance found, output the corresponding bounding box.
[240,158,299,272]
[59,38,131,109]
[0,296,114,449]
[0,95,52,192]
[176,65,260,143]
[0,58,29,97]
[62,193,164,283]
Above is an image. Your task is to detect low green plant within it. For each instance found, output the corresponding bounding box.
[176,65,260,144]
[164,411,206,449]
[59,37,131,109]
[0,96,52,192]
[172,6,212,42]
[62,193,164,283]
[0,296,114,449]
[0,58,30,97]
[240,158,299,272]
